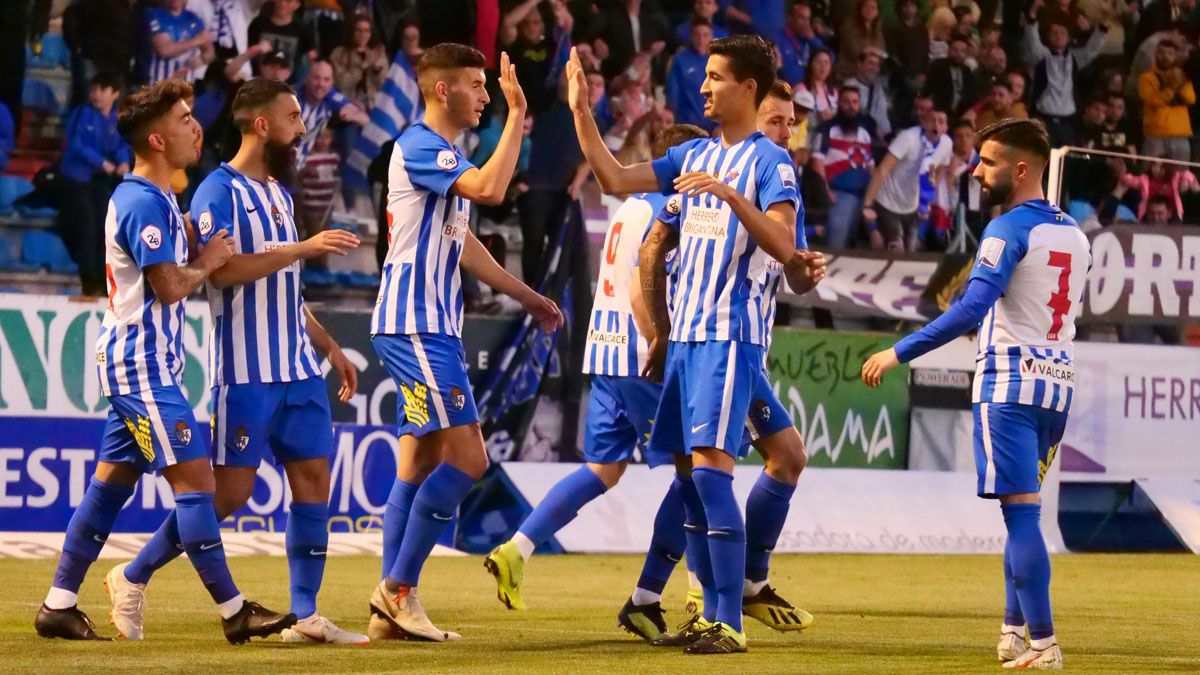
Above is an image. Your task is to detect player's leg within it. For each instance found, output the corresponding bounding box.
[620,454,689,643]
[382,433,440,579]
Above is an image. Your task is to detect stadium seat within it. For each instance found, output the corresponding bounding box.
[20,230,77,273]
[21,79,60,115]
[301,268,336,286]
[0,176,35,216]
[26,36,71,69]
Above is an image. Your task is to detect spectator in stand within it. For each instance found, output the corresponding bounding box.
[141,0,214,85]
[843,48,890,140]
[1145,194,1178,224]
[297,126,340,267]
[674,0,728,45]
[395,21,424,66]
[58,73,131,296]
[789,86,815,156]
[586,68,616,134]
[777,1,828,87]
[594,0,669,82]
[835,0,884,80]
[188,0,256,82]
[927,6,957,62]
[978,44,1007,86]
[0,101,12,173]
[63,0,136,105]
[799,49,837,129]
[727,0,787,40]
[953,4,980,48]
[1101,91,1137,154]
[886,0,930,99]
[1135,0,1199,47]
[1064,97,1113,218]
[1023,5,1107,147]
[501,0,574,115]
[1137,160,1200,220]
[862,107,952,251]
[944,118,985,241]
[248,0,315,75]
[296,60,368,172]
[305,0,345,58]
[1138,38,1195,162]
[1098,160,1143,224]
[969,79,1029,130]
[260,48,295,82]
[330,13,388,112]
[811,85,876,249]
[927,33,984,118]
[1007,67,1029,106]
[666,19,716,131]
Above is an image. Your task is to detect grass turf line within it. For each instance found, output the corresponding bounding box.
[1,554,1197,673]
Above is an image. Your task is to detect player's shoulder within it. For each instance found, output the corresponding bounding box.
[397,122,452,156]
[636,191,669,213]
[750,133,789,159]
[112,177,168,214]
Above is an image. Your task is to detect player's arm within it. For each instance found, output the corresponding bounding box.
[451,52,526,206]
[145,230,235,304]
[629,264,655,342]
[673,170,799,264]
[151,23,211,59]
[638,220,677,381]
[303,305,356,403]
[565,47,661,195]
[861,151,899,222]
[461,230,563,331]
[208,230,360,289]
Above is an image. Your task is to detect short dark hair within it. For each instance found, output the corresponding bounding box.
[417,43,487,78]
[91,72,124,92]
[991,79,1012,92]
[977,117,1051,163]
[952,6,972,20]
[117,79,193,150]
[949,32,971,47]
[1106,92,1126,105]
[952,117,975,132]
[707,35,777,106]
[691,17,713,29]
[838,83,862,97]
[232,77,296,131]
[767,80,792,103]
[652,124,709,159]
[1147,194,1174,210]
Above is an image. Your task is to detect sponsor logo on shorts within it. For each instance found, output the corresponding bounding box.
[233,425,250,452]
[123,414,155,463]
[449,386,466,411]
[175,420,192,446]
[400,380,431,427]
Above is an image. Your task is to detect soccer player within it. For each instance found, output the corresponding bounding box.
[481,123,711,614]
[367,44,562,642]
[862,118,1090,670]
[103,78,367,644]
[562,34,810,654]
[34,79,294,644]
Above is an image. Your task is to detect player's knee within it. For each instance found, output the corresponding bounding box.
[587,461,626,489]
[442,424,489,479]
[163,457,217,494]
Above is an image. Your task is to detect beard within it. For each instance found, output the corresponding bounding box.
[980,174,1014,207]
[835,110,859,130]
[265,137,299,187]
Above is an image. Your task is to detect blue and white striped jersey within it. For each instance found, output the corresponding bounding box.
[970,199,1091,411]
[584,192,668,377]
[373,122,476,337]
[143,7,206,84]
[96,175,190,396]
[298,86,351,167]
[650,132,800,345]
[192,163,322,386]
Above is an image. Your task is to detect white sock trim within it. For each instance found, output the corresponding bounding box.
[44,587,78,610]
[744,578,768,597]
[631,588,662,606]
[217,593,245,620]
[1030,635,1057,651]
[1001,622,1027,635]
[512,532,535,562]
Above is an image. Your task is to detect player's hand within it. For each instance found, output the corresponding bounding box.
[115,162,130,175]
[497,51,527,115]
[642,335,668,383]
[861,347,899,388]
[198,229,236,269]
[101,160,117,175]
[862,205,877,223]
[524,292,563,332]
[789,249,827,294]
[327,344,357,403]
[673,171,735,201]
[300,229,360,258]
[566,47,590,114]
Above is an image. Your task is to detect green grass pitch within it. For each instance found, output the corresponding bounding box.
[1,554,1197,673]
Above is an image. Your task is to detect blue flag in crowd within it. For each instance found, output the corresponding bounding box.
[344,53,423,187]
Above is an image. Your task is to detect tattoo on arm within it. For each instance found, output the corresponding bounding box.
[639,223,678,339]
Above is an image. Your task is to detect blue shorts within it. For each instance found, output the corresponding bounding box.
[739,376,794,454]
[974,402,1068,498]
[100,385,207,473]
[372,333,478,437]
[584,375,674,468]
[211,377,334,467]
[649,340,768,459]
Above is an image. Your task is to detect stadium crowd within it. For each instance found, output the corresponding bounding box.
[0,0,1197,322]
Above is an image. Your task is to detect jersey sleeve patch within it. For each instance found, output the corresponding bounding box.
[198,210,213,237]
[140,225,164,250]
[978,236,1006,268]
[777,163,797,190]
[436,149,459,170]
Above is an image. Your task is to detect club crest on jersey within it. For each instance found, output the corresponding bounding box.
[449,386,465,411]
[270,205,285,231]
[140,225,163,250]
[777,163,797,189]
[174,420,192,446]
[665,194,682,215]
[400,381,431,428]
[233,425,250,452]
[198,210,213,236]
[978,237,1006,268]
[436,149,458,170]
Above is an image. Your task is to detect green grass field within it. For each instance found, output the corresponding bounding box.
[1,554,1197,673]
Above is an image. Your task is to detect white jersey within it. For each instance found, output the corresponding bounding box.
[970,199,1091,411]
[583,193,667,377]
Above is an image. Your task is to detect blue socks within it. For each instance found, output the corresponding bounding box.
[53,477,134,594]
[1003,540,1025,627]
[693,466,746,632]
[744,471,795,584]
[286,501,329,620]
[382,479,420,579]
[635,476,687,598]
[387,463,475,588]
[517,465,608,547]
[176,492,240,605]
[678,473,717,624]
[125,512,183,585]
[1002,502,1053,640]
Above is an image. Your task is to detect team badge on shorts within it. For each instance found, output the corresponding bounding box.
[449,386,466,411]
[174,420,192,446]
[233,425,250,452]
[754,399,770,422]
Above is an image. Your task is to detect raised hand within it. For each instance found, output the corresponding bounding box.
[299,229,361,258]
[498,51,527,114]
[566,47,589,114]
[673,171,735,201]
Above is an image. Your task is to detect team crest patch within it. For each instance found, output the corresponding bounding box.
[140,225,163,250]
[233,425,250,452]
[777,163,797,189]
[270,205,285,230]
[400,381,431,427]
[123,415,155,462]
[175,420,192,446]
[754,399,770,422]
[449,386,465,411]
[436,149,459,170]
[978,237,1006,269]
[198,210,213,236]
[665,194,682,215]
